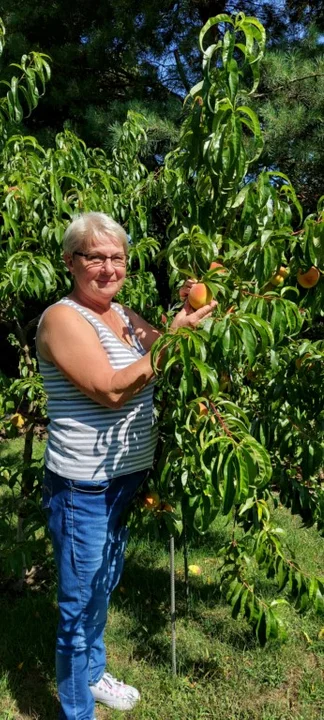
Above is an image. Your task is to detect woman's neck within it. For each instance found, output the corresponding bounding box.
[68,289,113,316]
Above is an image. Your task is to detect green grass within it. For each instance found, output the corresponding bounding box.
[0,435,46,463]
[1,442,324,719]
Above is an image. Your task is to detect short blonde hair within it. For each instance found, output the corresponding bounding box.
[63,212,128,255]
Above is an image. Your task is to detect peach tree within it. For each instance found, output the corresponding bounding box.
[141,13,324,645]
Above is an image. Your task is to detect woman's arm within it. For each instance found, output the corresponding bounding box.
[123,307,162,351]
[37,299,217,410]
[36,304,156,409]
[125,286,217,351]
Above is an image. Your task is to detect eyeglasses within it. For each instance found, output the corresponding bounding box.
[73,251,128,268]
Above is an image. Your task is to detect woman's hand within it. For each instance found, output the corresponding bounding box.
[170,298,217,331]
[179,278,197,301]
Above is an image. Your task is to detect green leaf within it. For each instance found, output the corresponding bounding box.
[222,451,237,514]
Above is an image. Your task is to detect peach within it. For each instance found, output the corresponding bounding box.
[142,492,161,510]
[209,261,226,273]
[188,283,212,309]
[188,564,202,576]
[161,502,174,513]
[297,266,320,289]
[270,266,289,287]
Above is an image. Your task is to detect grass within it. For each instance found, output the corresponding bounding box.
[1,439,324,719]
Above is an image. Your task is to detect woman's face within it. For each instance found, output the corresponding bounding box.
[64,234,127,304]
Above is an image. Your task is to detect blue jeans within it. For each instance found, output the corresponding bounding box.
[42,466,147,720]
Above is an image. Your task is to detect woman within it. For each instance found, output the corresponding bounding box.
[36,212,216,720]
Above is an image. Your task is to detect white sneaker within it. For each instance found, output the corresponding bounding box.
[90,672,140,711]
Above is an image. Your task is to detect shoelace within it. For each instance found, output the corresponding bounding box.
[101,673,136,698]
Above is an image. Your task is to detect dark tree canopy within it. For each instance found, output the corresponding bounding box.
[2,0,324,211]
[1,1,323,141]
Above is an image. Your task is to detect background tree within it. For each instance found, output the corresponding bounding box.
[2,0,324,149]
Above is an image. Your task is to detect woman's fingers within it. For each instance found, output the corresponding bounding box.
[189,300,218,325]
[170,299,217,331]
[179,278,197,300]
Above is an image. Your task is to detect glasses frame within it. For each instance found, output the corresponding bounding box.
[73,251,128,267]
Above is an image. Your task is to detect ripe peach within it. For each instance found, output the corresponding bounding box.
[297,266,320,289]
[188,283,212,310]
[188,564,202,576]
[209,261,226,273]
[270,266,289,287]
[142,492,161,511]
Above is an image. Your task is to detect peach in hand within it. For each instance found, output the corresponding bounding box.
[188,283,212,310]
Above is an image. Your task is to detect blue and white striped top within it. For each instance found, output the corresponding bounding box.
[37,297,158,482]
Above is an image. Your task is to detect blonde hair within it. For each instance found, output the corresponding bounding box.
[63,212,128,255]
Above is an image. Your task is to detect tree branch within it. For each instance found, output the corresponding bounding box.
[255,72,324,97]
[173,49,191,94]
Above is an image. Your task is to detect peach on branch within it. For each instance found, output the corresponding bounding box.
[142,492,161,511]
[209,261,226,273]
[196,401,216,425]
[188,282,212,310]
[297,266,320,289]
[270,266,289,287]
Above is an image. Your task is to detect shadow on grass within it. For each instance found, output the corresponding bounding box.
[0,584,60,720]
[111,552,256,673]
[0,521,253,717]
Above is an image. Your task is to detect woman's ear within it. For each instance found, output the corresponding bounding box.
[63,252,74,274]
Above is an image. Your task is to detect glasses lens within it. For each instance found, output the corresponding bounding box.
[85,254,126,267]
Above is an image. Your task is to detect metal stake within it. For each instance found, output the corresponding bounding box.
[170,534,177,675]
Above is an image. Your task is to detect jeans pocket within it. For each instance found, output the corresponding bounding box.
[71,479,110,494]
[42,468,53,510]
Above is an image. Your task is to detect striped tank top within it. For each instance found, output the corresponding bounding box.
[37,297,158,482]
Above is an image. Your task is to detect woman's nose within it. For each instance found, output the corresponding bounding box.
[101,257,115,270]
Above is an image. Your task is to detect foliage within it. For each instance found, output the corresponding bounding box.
[144,12,324,645]
[0,11,324,647]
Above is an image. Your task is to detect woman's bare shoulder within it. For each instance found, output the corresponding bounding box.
[37,302,98,362]
[39,302,88,328]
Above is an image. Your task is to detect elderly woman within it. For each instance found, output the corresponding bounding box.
[36,212,215,720]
